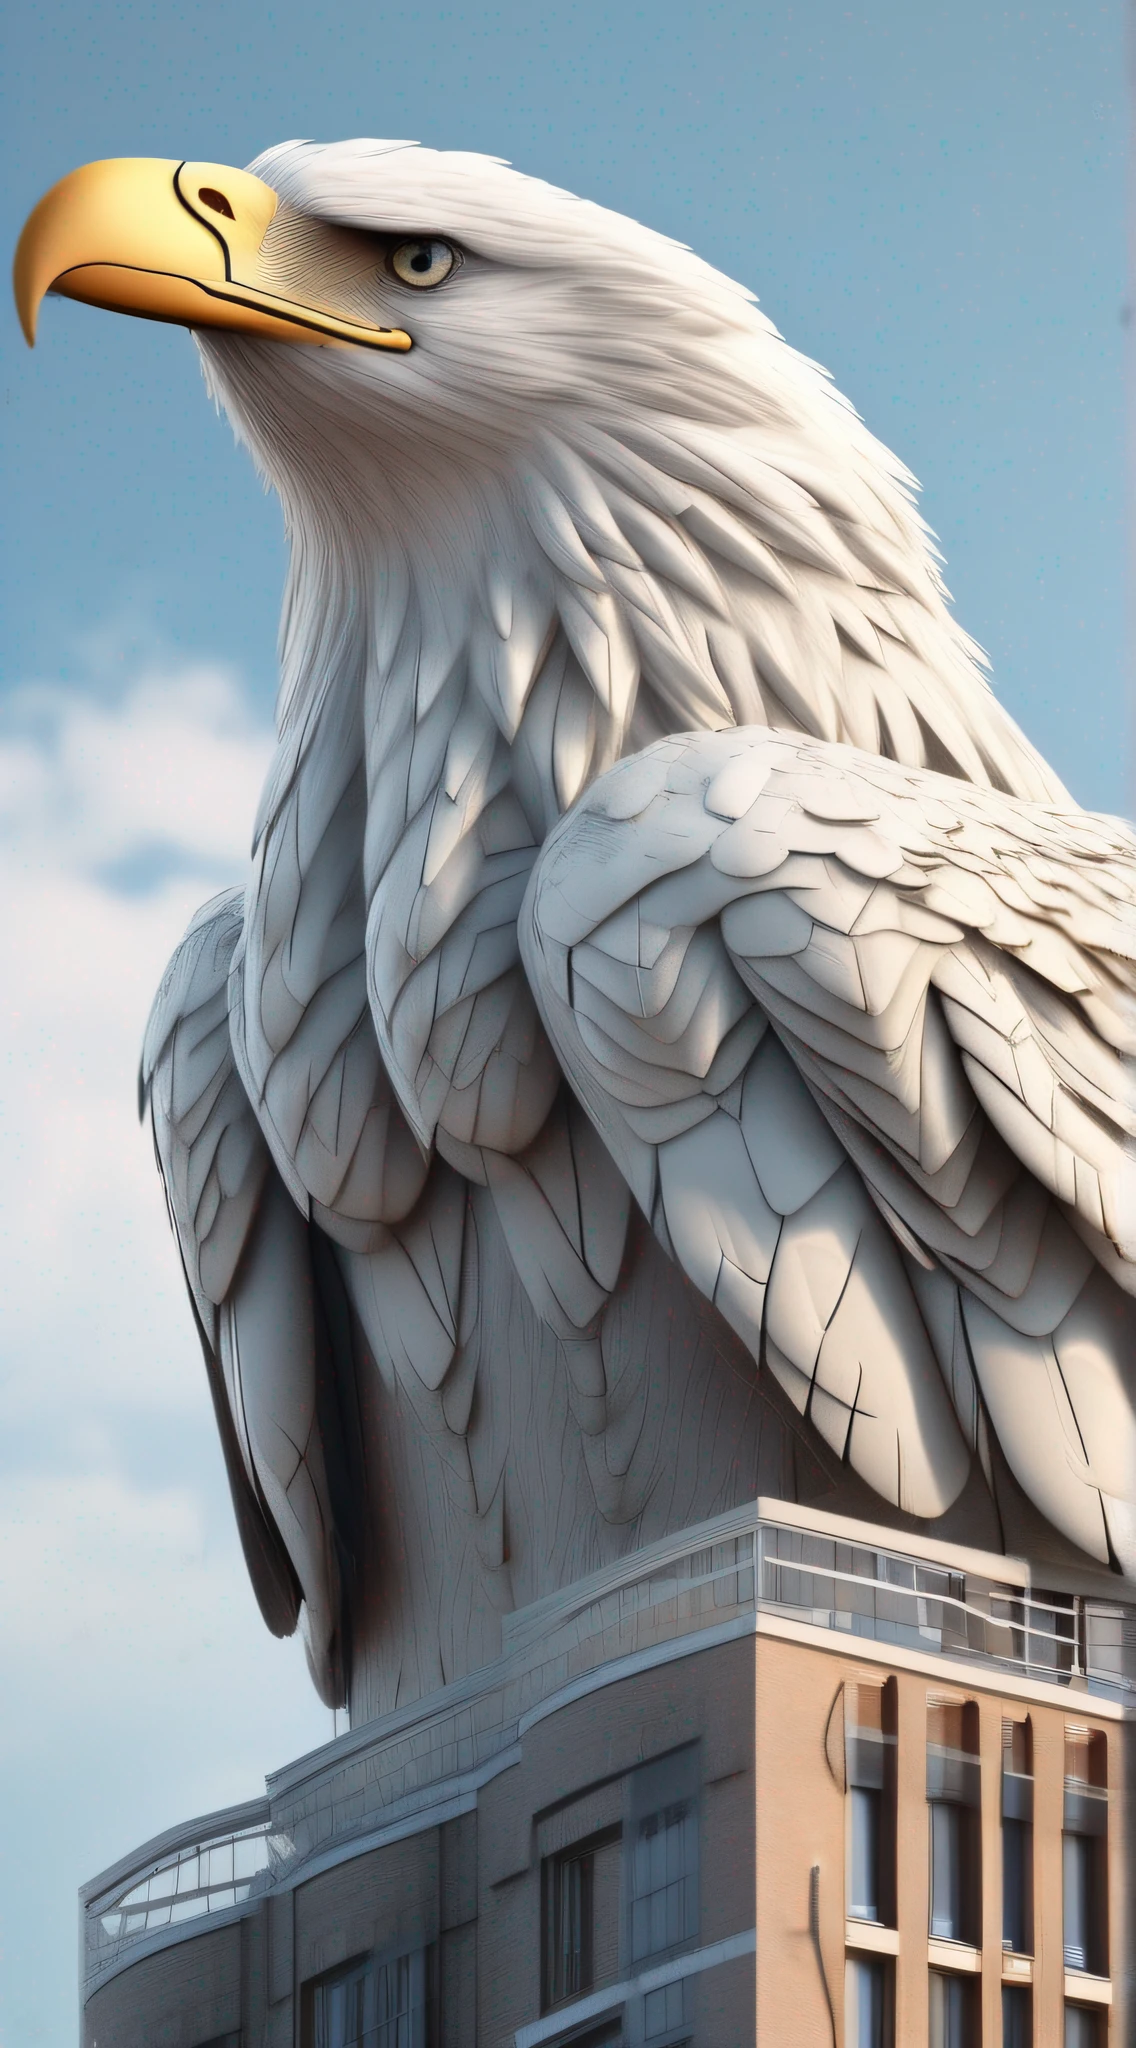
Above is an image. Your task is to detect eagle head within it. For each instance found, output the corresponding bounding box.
[199,139,771,520]
[16,139,1061,802]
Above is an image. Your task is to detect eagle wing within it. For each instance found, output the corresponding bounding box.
[522,727,1136,1565]
[141,889,349,1703]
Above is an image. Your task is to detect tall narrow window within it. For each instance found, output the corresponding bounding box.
[546,1843,591,2005]
[1063,1726,1108,1978]
[846,1680,897,1926]
[626,1748,699,1967]
[849,1787,881,1921]
[845,1956,892,2048]
[1065,2006,1103,2048]
[541,1826,621,2011]
[927,1697,980,1945]
[311,1948,426,2048]
[629,1801,698,1962]
[1001,1984,1031,2047]
[929,1970,973,2048]
[1063,1834,1098,1973]
[929,1801,963,1941]
[1002,1717,1033,1956]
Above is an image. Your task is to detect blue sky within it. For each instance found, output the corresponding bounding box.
[0,4,1128,2044]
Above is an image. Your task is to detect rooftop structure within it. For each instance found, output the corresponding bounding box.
[83,1498,1134,2046]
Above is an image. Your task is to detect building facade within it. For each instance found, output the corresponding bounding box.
[82,1500,1133,2048]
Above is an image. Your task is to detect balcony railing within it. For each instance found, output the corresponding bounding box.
[81,1797,289,1983]
[756,1523,1085,1680]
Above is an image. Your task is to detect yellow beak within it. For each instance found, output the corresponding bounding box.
[13,156,412,353]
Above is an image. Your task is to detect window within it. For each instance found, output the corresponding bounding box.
[1002,1984,1031,2047]
[546,1842,593,2006]
[929,1970,973,2048]
[1063,1833,1098,1973]
[845,1956,892,2048]
[929,1803,965,1943]
[1002,1718,1033,1956]
[849,1788,881,1921]
[626,1749,699,1968]
[311,1948,425,2048]
[1063,1726,1108,1978]
[1065,2006,1103,2048]
[1002,1815,1029,1952]
[542,1828,621,2011]
[846,1680,896,1926]
[641,1978,688,2043]
[629,1802,698,1962]
[927,1698,980,1946]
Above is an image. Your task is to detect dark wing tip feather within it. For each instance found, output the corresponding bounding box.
[191,1299,304,1637]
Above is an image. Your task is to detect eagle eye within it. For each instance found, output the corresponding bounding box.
[198,187,236,220]
[390,239,457,289]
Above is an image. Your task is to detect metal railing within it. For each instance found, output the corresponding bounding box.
[85,1802,287,1970]
[755,1523,1087,1682]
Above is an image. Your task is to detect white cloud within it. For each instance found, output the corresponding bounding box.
[0,664,272,1421]
[0,664,270,871]
[0,1465,326,1777]
[0,660,331,2048]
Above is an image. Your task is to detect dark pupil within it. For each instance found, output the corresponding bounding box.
[410,247,434,272]
[199,187,235,220]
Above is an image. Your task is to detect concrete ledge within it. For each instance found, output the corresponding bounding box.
[927,1939,981,1974]
[845,1921,899,1956]
[1064,1973,1112,2006]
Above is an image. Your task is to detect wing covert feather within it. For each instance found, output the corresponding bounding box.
[142,889,272,1321]
[524,727,1136,1562]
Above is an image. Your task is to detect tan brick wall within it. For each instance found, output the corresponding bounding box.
[753,1631,1129,2048]
[754,1633,845,2047]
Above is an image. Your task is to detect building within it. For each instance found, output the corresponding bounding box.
[81,1497,1133,2047]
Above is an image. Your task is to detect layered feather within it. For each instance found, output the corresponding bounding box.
[524,728,1136,1563]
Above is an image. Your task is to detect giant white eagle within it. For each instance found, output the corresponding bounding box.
[16,142,1136,1710]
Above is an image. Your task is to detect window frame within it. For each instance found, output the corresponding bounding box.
[303,1941,428,2048]
[1001,1981,1031,2048]
[1064,2003,1105,2048]
[541,1824,622,2013]
[926,1698,980,1947]
[845,1953,894,2048]
[928,1967,975,2048]
[848,1783,883,1924]
[1063,1725,1109,1981]
[844,1677,897,1930]
[1062,1828,1106,1977]
[623,1746,701,1975]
